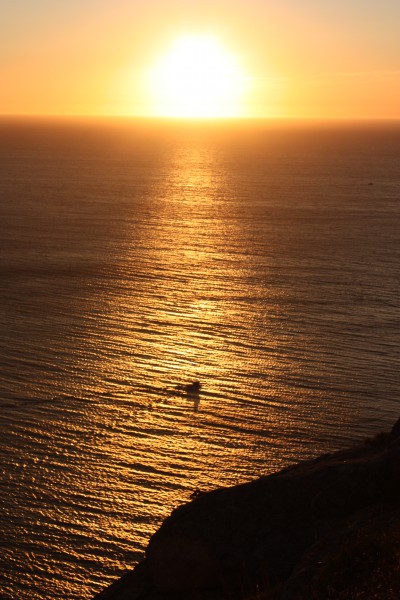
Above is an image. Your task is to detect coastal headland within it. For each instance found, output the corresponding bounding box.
[94,419,400,599]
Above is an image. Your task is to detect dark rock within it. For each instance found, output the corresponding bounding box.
[93,419,400,599]
[390,417,400,440]
[282,506,400,599]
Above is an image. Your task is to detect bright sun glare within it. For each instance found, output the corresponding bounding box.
[147,35,247,118]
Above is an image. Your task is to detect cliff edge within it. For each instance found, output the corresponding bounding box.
[93,419,400,599]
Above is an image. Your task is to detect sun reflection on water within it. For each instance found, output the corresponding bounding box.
[2,121,396,600]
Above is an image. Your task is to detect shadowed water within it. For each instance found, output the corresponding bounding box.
[0,118,399,599]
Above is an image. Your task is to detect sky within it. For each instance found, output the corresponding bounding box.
[1,0,399,118]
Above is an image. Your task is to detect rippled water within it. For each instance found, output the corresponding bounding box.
[1,118,399,599]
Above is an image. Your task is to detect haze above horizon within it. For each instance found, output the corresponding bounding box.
[1,0,399,119]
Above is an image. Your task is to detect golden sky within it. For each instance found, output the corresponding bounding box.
[1,0,399,118]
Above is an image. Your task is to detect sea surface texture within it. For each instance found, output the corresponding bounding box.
[0,119,399,599]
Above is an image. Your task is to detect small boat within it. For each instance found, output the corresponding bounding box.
[185,381,201,394]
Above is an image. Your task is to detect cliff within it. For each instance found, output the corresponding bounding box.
[93,419,400,599]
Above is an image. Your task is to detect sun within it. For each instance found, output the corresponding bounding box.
[147,35,247,118]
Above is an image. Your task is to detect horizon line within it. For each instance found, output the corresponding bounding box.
[1,113,400,122]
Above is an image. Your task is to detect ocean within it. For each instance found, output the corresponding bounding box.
[0,117,399,599]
